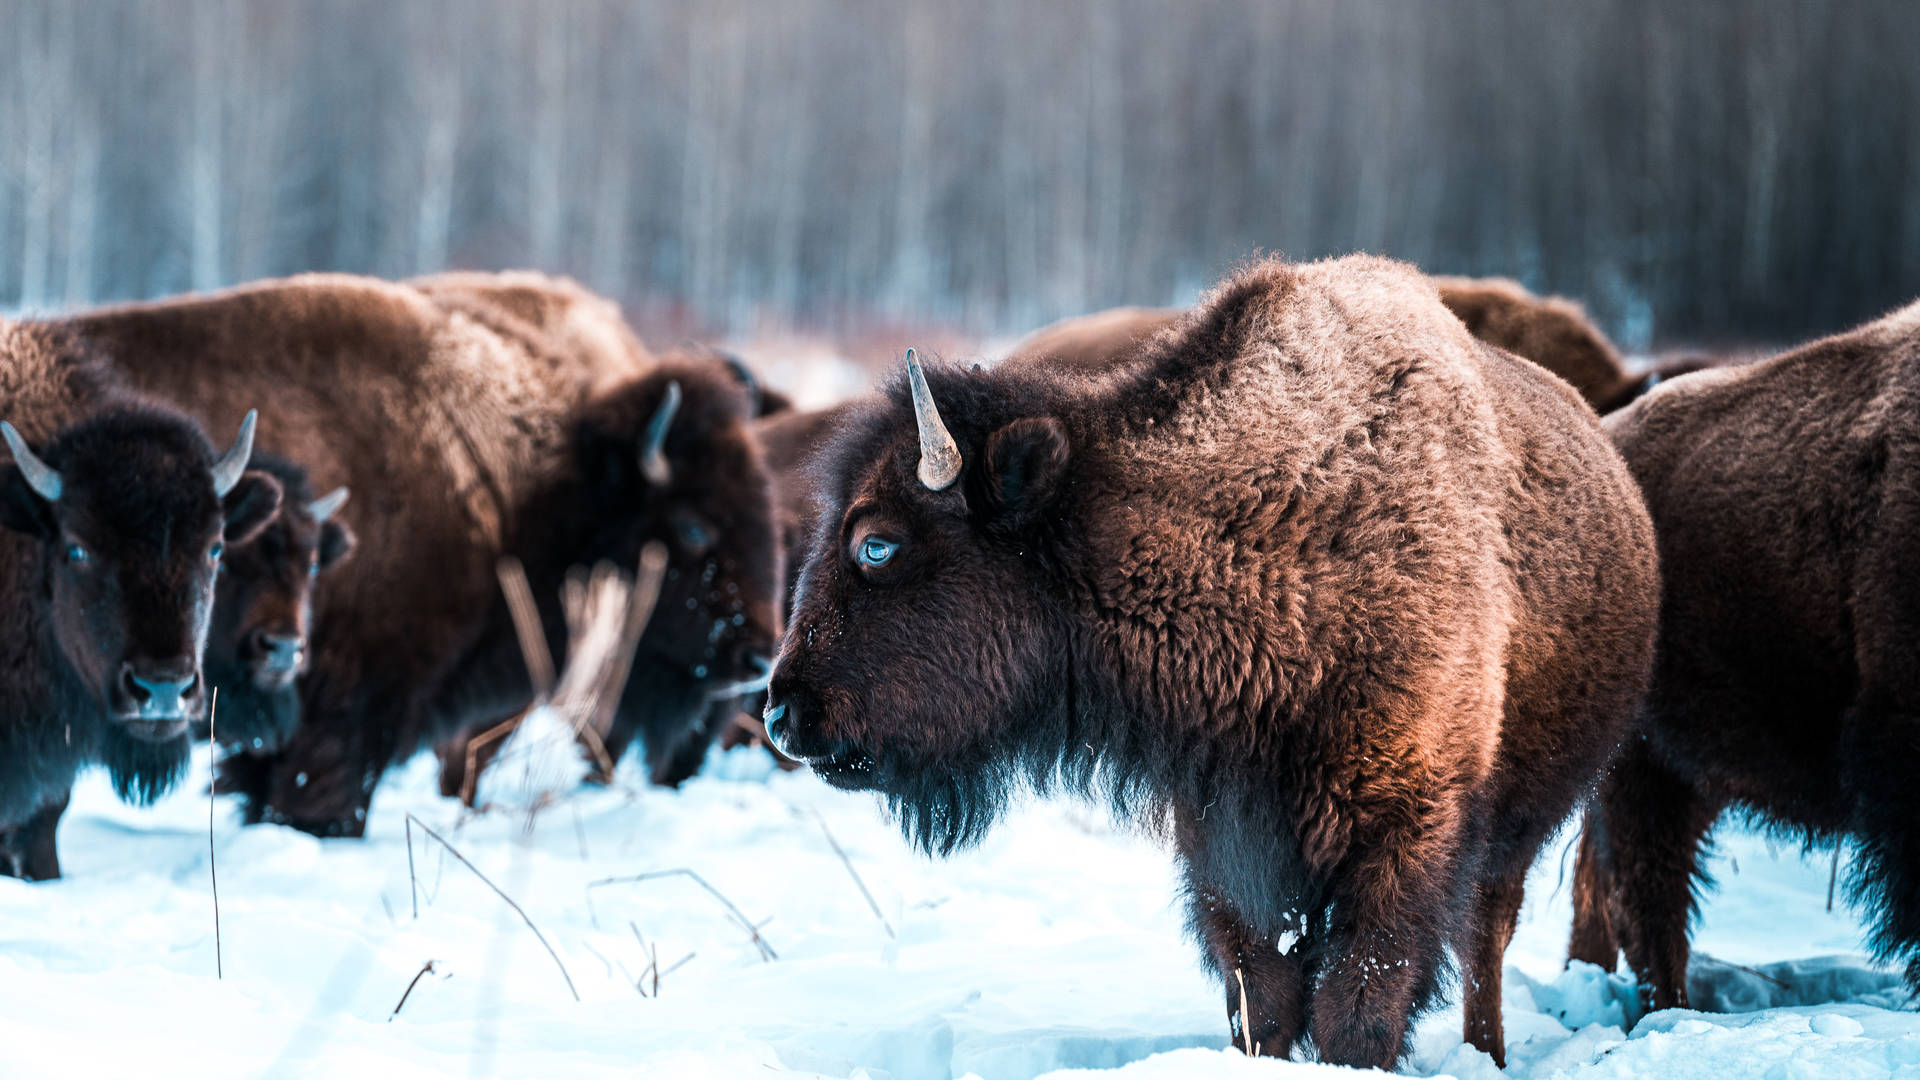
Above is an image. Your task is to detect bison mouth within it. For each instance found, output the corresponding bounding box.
[808,746,881,791]
[248,663,301,693]
[114,716,193,743]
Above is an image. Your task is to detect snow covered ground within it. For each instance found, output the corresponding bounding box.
[0,742,1912,1079]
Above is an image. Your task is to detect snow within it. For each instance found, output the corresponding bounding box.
[0,746,1912,1079]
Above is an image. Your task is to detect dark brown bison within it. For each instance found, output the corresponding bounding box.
[1012,281,1701,416]
[407,270,653,394]
[1005,306,1183,374]
[762,255,1659,1068]
[12,273,778,835]
[436,347,796,797]
[200,452,356,753]
[1569,300,1920,1008]
[1433,276,1707,412]
[0,326,277,877]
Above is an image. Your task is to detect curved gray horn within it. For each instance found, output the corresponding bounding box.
[640,380,681,487]
[211,409,258,498]
[307,486,350,523]
[1,421,62,502]
[906,348,961,490]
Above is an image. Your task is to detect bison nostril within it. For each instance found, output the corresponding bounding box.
[255,632,304,670]
[763,700,790,747]
[120,665,147,703]
[123,664,199,717]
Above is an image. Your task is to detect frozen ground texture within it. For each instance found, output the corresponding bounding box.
[0,745,1912,1079]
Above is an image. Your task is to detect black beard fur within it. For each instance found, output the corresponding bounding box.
[100,726,192,806]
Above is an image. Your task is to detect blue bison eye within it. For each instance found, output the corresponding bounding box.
[64,542,90,566]
[209,541,224,563]
[857,536,898,568]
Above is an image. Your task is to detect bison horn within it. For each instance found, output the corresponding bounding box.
[211,409,258,498]
[308,486,350,523]
[906,348,961,490]
[1,421,62,502]
[640,380,681,487]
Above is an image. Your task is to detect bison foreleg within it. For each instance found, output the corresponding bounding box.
[1841,701,1920,990]
[1306,814,1460,1069]
[0,790,68,881]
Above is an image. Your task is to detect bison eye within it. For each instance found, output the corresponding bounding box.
[673,514,713,554]
[64,542,90,567]
[856,536,898,569]
[209,541,224,563]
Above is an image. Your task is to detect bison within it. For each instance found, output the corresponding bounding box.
[1569,299,1920,1008]
[1010,279,1702,415]
[762,255,1659,1068]
[0,325,276,877]
[9,272,779,835]
[1005,306,1183,375]
[1433,276,1706,412]
[201,452,356,753]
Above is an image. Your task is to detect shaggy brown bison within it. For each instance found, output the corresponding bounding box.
[1011,280,1701,415]
[11,273,778,834]
[1,327,276,877]
[763,255,1659,1068]
[433,355,782,795]
[1569,300,1920,1008]
[1433,276,1706,411]
[1005,306,1182,373]
[407,270,653,394]
[200,453,356,753]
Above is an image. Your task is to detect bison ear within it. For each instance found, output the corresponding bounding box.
[318,518,357,570]
[980,417,1071,529]
[222,471,284,546]
[0,466,56,538]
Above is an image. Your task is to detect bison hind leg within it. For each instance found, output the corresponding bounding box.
[1568,807,1621,971]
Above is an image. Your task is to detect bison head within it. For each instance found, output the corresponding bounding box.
[764,351,1078,853]
[206,453,355,699]
[0,407,281,749]
[565,358,782,756]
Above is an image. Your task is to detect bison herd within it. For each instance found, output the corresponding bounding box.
[1,257,1915,1069]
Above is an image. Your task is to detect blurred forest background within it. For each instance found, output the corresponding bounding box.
[1,0,1916,350]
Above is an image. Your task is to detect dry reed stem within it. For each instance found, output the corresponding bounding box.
[810,808,895,940]
[387,959,440,1020]
[403,813,579,1001]
[208,687,223,979]
[1234,967,1252,1055]
[586,869,777,961]
[497,556,554,695]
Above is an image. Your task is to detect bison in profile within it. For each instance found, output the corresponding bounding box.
[763,255,1659,1067]
[10,273,779,834]
[1570,299,1920,1007]
[1,326,276,876]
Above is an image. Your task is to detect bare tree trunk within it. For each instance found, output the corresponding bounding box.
[528,8,567,270]
[413,16,464,274]
[189,0,227,292]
